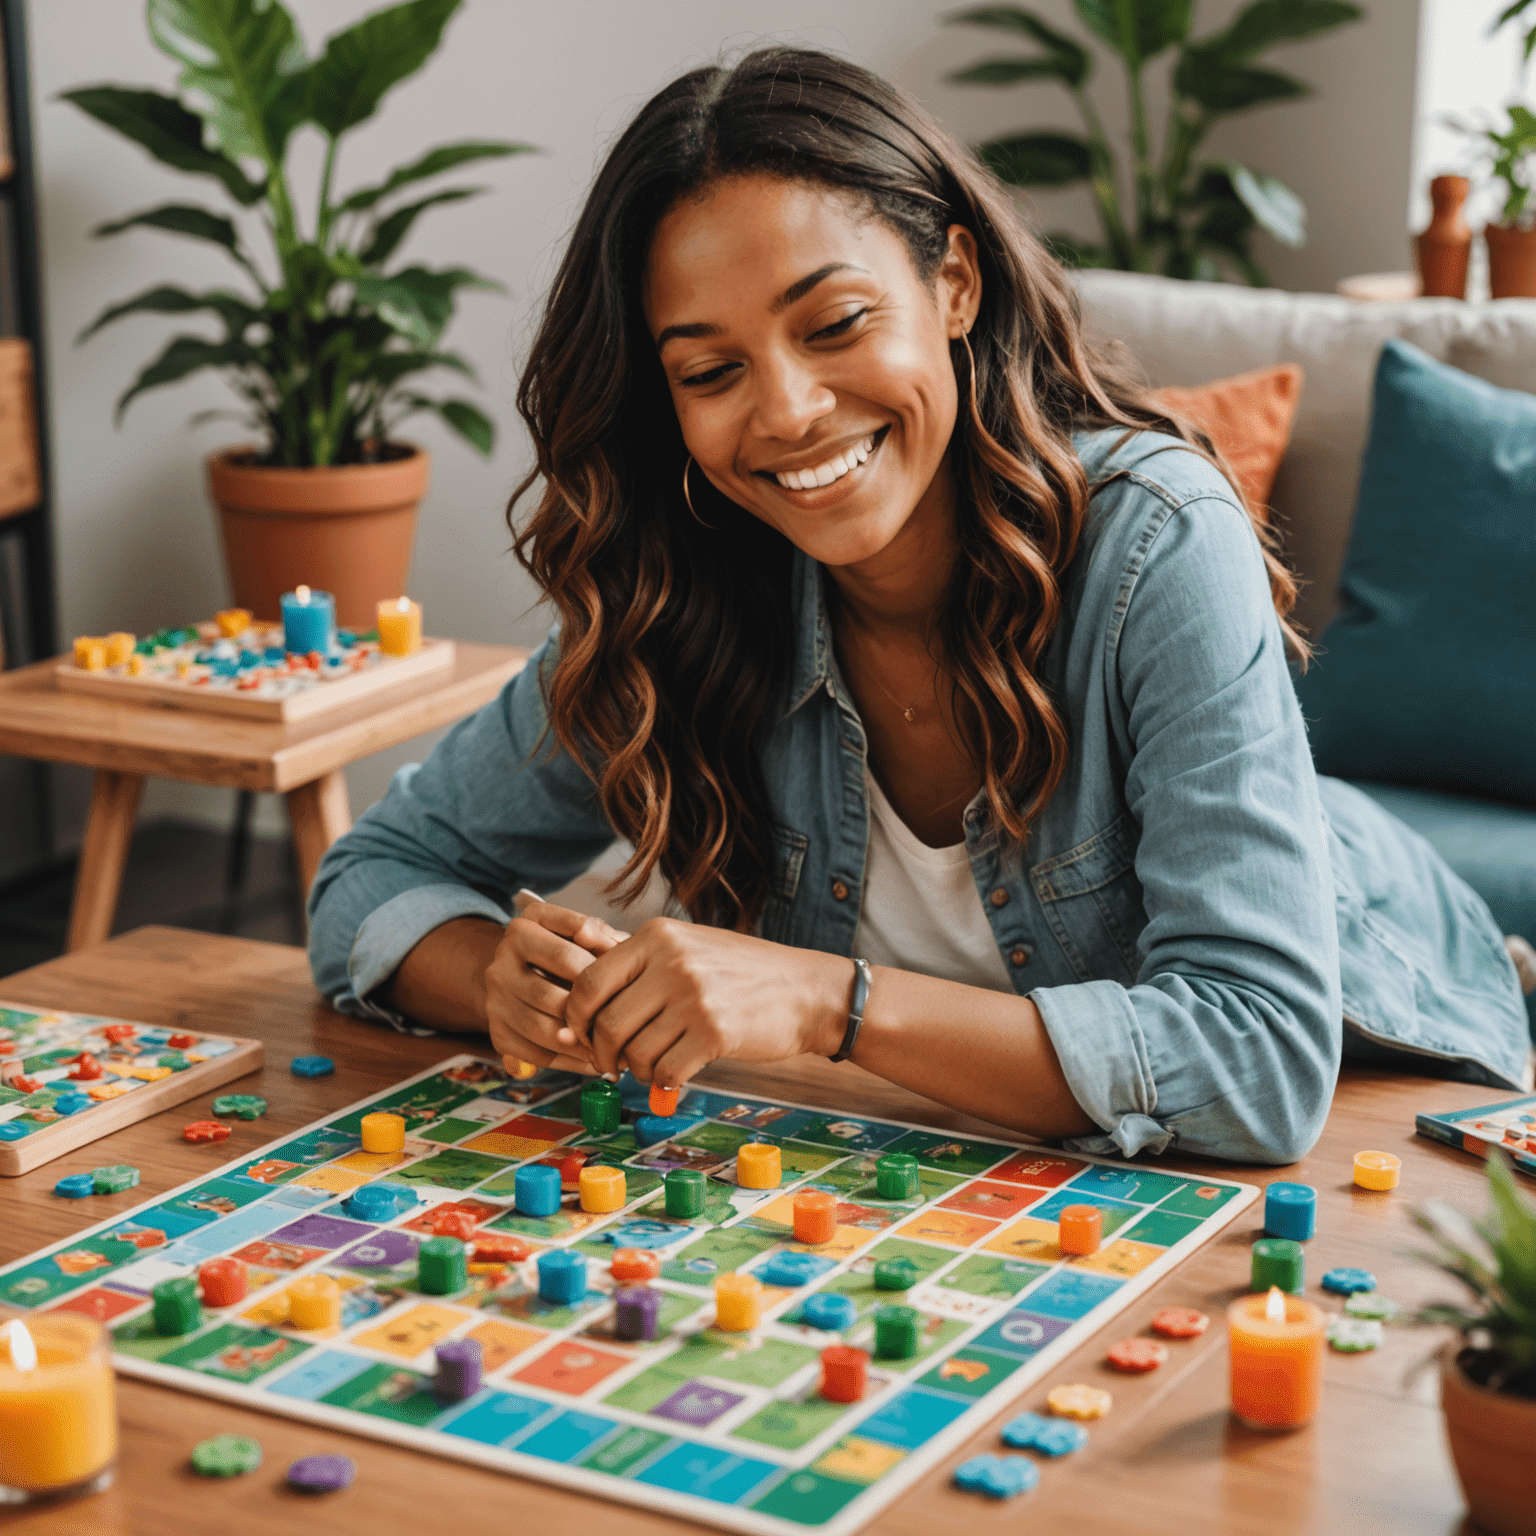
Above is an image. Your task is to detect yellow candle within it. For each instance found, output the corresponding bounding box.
[377,596,422,656]
[360,1112,406,1153]
[1227,1287,1325,1430]
[0,1315,117,1496]
[1353,1150,1401,1190]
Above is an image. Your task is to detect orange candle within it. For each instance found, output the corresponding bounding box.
[0,1315,118,1499]
[377,595,422,656]
[1227,1287,1325,1430]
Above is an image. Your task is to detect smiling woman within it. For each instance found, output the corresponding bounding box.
[306,48,1532,1166]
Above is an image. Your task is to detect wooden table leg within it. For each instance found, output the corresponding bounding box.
[66,768,145,951]
[287,769,352,897]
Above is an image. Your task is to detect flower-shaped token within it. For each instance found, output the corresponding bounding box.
[1000,1411,1089,1457]
[1327,1317,1384,1353]
[290,1055,335,1078]
[92,1165,140,1194]
[183,1120,232,1144]
[1106,1337,1168,1374]
[1343,1291,1399,1322]
[1150,1306,1209,1338]
[53,1173,95,1198]
[953,1454,1039,1500]
[287,1454,355,1493]
[1321,1267,1376,1296]
[191,1435,263,1477]
[1046,1383,1112,1420]
[211,1094,267,1121]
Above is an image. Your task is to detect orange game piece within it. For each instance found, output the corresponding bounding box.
[1106,1337,1168,1374]
[611,1248,662,1282]
[102,1024,136,1043]
[11,1076,41,1094]
[792,1189,838,1246]
[198,1257,248,1307]
[1150,1307,1209,1339]
[472,1233,532,1263]
[557,1149,591,1187]
[1058,1204,1103,1256]
[166,1032,197,1049]
[67,1054,104,1081]
[431,1210,477,1239]
[183,1120,233,1144]
[819,1344,868,1403]
[649,1084,680,1117]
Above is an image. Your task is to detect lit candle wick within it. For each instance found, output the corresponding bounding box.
[396,596,411,613]
[6,1318,37,1371]
[1265,1285,1286,1323]
[295,584,311,604]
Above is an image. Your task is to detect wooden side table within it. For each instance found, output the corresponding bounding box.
[0,641,527,950]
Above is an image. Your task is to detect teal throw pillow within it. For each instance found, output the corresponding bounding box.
[1295,339,1536,805]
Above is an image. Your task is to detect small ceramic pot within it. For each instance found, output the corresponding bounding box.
[1485,223,1536,300]
[1440,1343,1536,1535]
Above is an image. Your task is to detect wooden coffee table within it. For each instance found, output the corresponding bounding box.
[0,928,1491,1535]
[0,643,527,950]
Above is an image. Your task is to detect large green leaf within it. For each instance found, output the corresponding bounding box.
[304,0,460,138]
[1225,162,1305,245]
[978,131,1094,185]
[338,140,533,212]
[1174,50,1309,113]
[114,332,257,422]
[1498,0,1536,61]
[399,394,494,454]
[59,87,264,204]
[946,6,1091,87]
[1074,0,1191,62]
[1212,0,1362,60]
[94,202,243,254]
[147,0,306,166]
[357,187,481,267]
[368,348,476,387]
[949,57,1083,86]
[77,284,260,343]
[352,264,500,345]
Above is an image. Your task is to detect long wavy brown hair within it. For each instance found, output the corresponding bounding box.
[510,46,1306,932]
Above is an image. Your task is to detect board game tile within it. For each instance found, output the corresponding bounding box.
[436,1388,555,1447]
[465,1318,545,1371]
[1027,1188,1140,1235]
[266,1212,377,1251]
[969,1308,1072,1359]
[1156,1180,1240,1218]
[260,1347,374,1402]
[333,1228,422,1282]
[752,1469,867,1525]
[580,1287,703,1348]
[1064,1164,1198,1205]
[1119,1208,1204,1247]
[604,1337,729,1413]
[475,1276,601,1331]
[937,1179,1046,1223]
[916,1345,1025,1400]
[576,1424,672,1477]
[846,1310,965,1370]
[634,1442,780,1505]
[851,1386,972,1449]
[1072,1238,1167,1278]
[813,1435,907,1485]
[890,1208,999,1249]
[290,1164,375,1194]
[459,1132,557,1159]
[934,1253,1050,1301]
[660,1223,779,1286]
[241,1272,368,1332]
[47,1285,143,1322]
[400,1197,507,1235]
[159,1177,269,1223]
[876,1129,1009,1175]
[96,1253,195,1299]
[494,1111,584,1143]
[1,1244,130,1308]
[159,1322,309,1383]
[415,1116,488,1145]
[986,1152,1085,1187]
[516,1410,618,1463]
[653,1380,746,1427]
[157,1204,294,1262]
[1002,1266,1122,1322]
[351,1302,467,1359]
[228,1239,327,1273]
[671,1120,755,1161]
[981,1215,1063,1263]
[484,1205,603,1241]
[574,1212,699,1259]
[513,1340,631,1395]
[111,1311,205,1362]
[329,1075,481,1136]
[319,1360,446,1426]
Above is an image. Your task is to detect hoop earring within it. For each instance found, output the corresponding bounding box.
[682,455,713,529]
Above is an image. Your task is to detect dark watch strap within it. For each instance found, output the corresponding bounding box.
[830,958,872,1063]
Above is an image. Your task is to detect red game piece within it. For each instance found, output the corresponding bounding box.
[472,1233,532,1263]
[102,1024,136,1043]
[167,1032,197,1049]
[1150,1307,1210,1339]
[183,1120,233,1144]
[67,1053,104,1081]
[198,1257,248,1307]
[431,1210,477,1240]
[1106,1337,1169,1374]
[10,1076,41,1094]
[557,1149,591,1187]
[611,1248,661,1282]
[819,1344,868,1403]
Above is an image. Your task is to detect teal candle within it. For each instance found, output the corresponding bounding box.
[280,585,334,655]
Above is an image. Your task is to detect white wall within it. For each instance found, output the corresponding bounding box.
[24,0,1423,848]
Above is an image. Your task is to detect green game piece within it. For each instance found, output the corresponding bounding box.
[191,1434,263,1477]
[873,1257,920,1292]
[419,1235,468,1295]
[158,1053,190,1071]
[1327,1317,1384,1353]
[873,1303,921,1359]
[152,1275,202,1336]
[875,1153,920,1201]
[664,1167,707,1218]
[1344,1291,1400,1322]
[581,1079,621,1135]
[211,1094,267,1121]
[1250,1237,1304,1295]
[92,1164,140,1194]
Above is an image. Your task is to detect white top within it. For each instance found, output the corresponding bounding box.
[854,771,1017,994]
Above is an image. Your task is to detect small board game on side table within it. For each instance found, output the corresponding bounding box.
[0,1053,1256,1534]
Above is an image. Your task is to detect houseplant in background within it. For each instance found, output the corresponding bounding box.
[1411,1151,1536,1536]
[946,0,1361,284]
[1474,107,1536,299]
[65,0,528,626]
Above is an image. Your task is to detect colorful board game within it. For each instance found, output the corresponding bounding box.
[0,1057,1255,1533]
[1417,1091,1536,1177]
[0,1004,263,1176]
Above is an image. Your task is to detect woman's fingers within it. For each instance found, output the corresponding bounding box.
[507,915,603,986]
[514,890,631,953]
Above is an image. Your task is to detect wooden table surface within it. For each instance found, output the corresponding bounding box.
[0,928,1493,1536]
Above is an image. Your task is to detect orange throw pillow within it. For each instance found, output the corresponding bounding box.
[1152,363,1304,518]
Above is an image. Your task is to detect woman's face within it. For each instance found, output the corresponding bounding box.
[642,175,981,572]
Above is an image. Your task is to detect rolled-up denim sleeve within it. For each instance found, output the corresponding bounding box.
[1034,488,1341,1164]
[307,631,616,1024]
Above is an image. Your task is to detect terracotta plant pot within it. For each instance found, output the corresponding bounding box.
[1485,223,1536,300]
[207,444,430,628]
[1415,174,1471,299]
[1440,1344,1536,1535]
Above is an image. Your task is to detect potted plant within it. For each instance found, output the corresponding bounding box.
[65,0,528,626]
[1476,107,1536,299]
[1411,1150,1536,1535]
[945,0,1361,283]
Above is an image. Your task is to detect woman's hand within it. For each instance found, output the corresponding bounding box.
[561,918,853,1087]
[482,891,630,1077]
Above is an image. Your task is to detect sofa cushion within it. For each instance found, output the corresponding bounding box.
[1293,339,1536,805]
[1075,270,1536,638]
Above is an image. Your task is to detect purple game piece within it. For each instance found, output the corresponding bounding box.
[286,1454,355,1493]
[433,1337,483,1401]
[614,1285,661,1342]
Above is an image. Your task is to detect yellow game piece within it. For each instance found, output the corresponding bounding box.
[1047,1384,1112,1420]
[360,1112,406,1153]
[1353,1150,1401,1191]
[510,1060,538,1080]
[104,632,135,666]
[127,654,145,677]
[176,661,192,678]
[736,1143,782,1189]
[287,1274,341,1331]
[72,636,106,670]
[127,1065,173,1081]
[87,1083,131,1100]
[215,608,252,638]
[714,1272,762,1331]
[579,1164,626,1213]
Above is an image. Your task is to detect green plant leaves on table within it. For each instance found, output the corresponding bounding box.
[303,0,460,137]
[1072,0,1191,63]
[946,7,1091,88]
[978,131,1094,186]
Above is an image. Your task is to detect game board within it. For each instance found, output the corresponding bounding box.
[0,1004,263,1176]
[1417,1091,1536,1177]
[0,1056,1256,1533]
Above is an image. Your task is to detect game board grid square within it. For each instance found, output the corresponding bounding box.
[751,1469,867,1525]
[633,1442,780,1505]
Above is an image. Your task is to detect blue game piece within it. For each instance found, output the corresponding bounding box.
[537,1248,587,1305]
[1001,1411,1088,1457]
[54,1173,96,1198]
[953,1454,1038,1500]
[290,1055,335,1079]
[1321,1266,1376,1295]
[52,1092,91,1116]
[0,1123,30,1141]
[1264,1181,1317,1241]
[799,1293,858,1331]
[633,1113,703,1148]
[344,1182,415,1221]
[515,1163,562,1218]
[757,1252,827,1288]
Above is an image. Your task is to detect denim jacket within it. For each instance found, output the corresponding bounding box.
[308,429,1529,1165]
